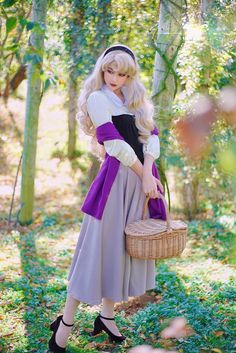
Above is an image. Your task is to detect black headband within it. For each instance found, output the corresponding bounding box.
[103,45,135,61]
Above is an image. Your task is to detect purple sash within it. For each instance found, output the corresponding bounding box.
[81,122,167,220]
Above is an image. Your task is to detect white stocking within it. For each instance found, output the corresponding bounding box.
[100,297,122,336]
[55,294,80,348]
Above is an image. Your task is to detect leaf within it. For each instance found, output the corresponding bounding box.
[2,0,17,7]
[5,43,18,52]
[23,53,42,65]
[44,78,51,92]
[6,17,17,34]
[0,332,14,338]
[26,21,35,31]
[213,331,224,337]
[211,349,223,353]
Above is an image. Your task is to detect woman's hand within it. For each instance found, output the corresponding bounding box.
[142,172,164,199]
[154,177,164,193]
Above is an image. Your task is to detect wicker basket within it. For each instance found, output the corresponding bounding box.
[125,194,188,260]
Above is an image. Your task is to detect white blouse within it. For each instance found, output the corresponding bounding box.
[87,84,160,166]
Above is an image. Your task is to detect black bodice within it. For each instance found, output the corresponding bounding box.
[112,114,144,164]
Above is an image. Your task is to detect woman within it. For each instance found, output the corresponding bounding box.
[48,43,166,353]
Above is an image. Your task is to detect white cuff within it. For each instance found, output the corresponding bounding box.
[143,135,160,160]
[104,139,138,166]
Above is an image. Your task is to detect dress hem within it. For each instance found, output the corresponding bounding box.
[67,285,156,307]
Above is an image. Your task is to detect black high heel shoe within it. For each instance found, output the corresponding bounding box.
[90,313,126,343]
[48,315,74,353]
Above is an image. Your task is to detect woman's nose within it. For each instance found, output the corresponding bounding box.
[112,73,118,82]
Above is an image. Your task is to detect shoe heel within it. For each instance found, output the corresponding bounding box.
[90,327,103,336]
[50,321,57,331]
[90,317,103,336]
[50,315,63,332]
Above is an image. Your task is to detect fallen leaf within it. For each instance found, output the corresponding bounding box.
[0,332,14,338]
[213,331,224,337]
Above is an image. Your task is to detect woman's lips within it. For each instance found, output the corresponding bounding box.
[110,83,117,87]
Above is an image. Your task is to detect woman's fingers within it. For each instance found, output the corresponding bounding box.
[155,178,164,192]
[145,188,160,199]
[142,176,163,199]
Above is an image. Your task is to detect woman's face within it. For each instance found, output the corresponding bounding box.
[103,64,129,93]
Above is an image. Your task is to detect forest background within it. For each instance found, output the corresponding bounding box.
[0,1,235,353]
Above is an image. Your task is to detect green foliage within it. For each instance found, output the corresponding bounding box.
[6,16,17,33]
[131,213,236,351]
[1,211,235,352]
[1,0,18,7]
[167,1,236,217]
[0,1,33,95]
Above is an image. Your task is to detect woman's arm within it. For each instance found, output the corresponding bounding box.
[130,153,163,199]
[87,91,139,167]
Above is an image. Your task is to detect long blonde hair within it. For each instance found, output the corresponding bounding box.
[77,43,155,157]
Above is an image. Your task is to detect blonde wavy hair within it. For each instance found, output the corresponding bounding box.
[77,43,155,158]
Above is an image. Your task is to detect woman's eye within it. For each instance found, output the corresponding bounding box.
[119,73,126,77]
[107,69,113,74]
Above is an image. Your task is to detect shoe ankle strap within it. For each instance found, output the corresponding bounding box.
[99,313,114,320]
[61,316,74,327]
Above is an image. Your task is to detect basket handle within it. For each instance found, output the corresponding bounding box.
[142,193,172,232]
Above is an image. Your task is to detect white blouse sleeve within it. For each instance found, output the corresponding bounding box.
[143,134,160,160]
[87,91,138,167]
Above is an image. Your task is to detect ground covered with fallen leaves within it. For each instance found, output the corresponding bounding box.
[0,92,235,353]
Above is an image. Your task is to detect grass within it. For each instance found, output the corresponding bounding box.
[0,91,235,352]
[0,214,235,353]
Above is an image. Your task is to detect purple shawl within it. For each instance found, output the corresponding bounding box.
[81,122,167,220]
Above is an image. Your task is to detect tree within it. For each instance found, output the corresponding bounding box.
[67,1,87,159]
[151,0,186,211]
[88,0,113,183]
[0,1,32,102]
[152,0,186,115]
[19,0,47,225]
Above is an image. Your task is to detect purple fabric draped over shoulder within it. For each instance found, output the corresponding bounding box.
[81,122,167,221]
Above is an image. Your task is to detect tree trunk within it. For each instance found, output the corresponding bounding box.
[151,0,186,209]
[19,0,47,225]
[200,0,212,21]
[68,76,77,159]
[67,2,86,159]
[152,0,185,114]
[183,173,199,220]
[88,0,112,185]
[10,64,27,92]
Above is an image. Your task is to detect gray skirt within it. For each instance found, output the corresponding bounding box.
[67,163,156,306]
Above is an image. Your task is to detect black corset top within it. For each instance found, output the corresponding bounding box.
[111,114,144,164]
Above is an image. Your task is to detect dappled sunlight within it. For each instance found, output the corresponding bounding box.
[0,184,13,197]
[0,89,91,221]
[0,245,22,279]
[172,257,235,283]
[36,228,79,266]
[184,22,203,42]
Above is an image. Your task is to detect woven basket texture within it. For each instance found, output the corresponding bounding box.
[125,194,188,260]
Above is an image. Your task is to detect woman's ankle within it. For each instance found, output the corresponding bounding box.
[61,315,74,327]
[100,311,114,318]
[101,297,115,318]
[55,321,72,348]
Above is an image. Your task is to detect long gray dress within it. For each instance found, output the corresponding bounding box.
[67,163,156,307]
